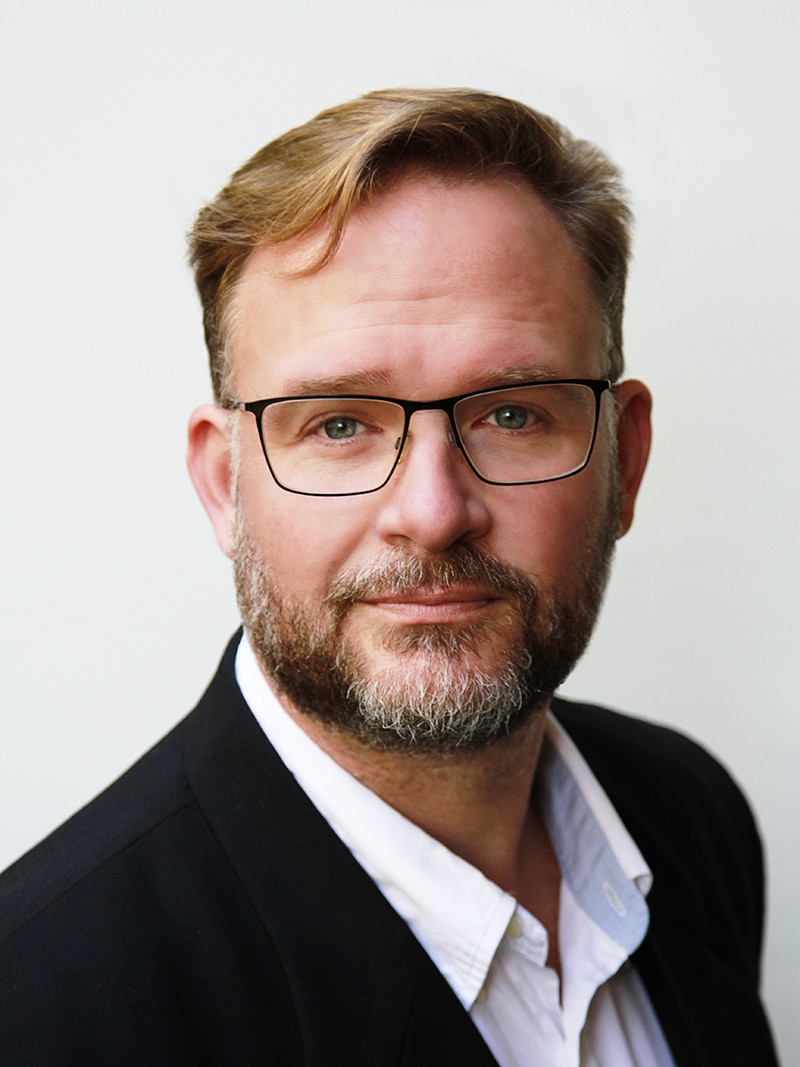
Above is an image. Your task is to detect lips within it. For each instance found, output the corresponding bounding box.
[358,586,502,623]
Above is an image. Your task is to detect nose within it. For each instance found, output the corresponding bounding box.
[375,410,491,554]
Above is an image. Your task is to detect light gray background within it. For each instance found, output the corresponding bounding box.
[2,1,797,1060]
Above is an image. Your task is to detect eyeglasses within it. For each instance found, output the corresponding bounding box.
[227,378,611,497]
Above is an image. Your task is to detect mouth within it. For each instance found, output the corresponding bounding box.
[358,587,504,625]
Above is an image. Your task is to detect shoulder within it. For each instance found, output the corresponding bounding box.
[0,714,194,938]
[550,695,760,841]
[0,639,304,1062]
[0,633,248,941]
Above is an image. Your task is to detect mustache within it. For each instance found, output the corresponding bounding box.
[325,544,537,611]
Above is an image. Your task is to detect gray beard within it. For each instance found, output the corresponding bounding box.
[233,502,617,755]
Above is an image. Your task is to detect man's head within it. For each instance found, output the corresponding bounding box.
[186,90,651,755]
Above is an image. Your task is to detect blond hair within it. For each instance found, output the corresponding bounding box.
[189,88,631,401]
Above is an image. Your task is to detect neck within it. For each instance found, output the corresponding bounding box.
[280,693,550,894]
[275,682,564,976]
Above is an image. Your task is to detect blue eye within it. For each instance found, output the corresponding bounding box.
[322,417,360,439]
[490,405,529,430]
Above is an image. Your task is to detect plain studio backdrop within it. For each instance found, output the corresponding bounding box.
[1,0,797,1060]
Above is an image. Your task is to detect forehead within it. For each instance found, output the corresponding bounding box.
[228,176,604,397]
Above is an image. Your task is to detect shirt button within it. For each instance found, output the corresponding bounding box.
[603,880,628,917]
[506,913,524,939]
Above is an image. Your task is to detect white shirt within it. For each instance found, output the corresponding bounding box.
[236,634,676,1067]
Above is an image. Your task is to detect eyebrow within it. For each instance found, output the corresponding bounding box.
[467,365,562,388]
[279,368,397,396]
[278,363,562,397]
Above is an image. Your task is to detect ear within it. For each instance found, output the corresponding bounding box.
[187,404,236,558]
[613,379,652,538]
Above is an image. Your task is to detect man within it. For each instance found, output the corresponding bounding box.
[0,89,778,1065]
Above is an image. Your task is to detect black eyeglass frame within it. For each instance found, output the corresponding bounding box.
[226,378,612,497]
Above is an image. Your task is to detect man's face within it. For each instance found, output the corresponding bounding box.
[220,176,633,752]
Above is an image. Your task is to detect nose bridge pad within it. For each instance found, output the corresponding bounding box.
[447,425,465,462]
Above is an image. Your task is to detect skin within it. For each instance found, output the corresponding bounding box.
[188,175,652,975]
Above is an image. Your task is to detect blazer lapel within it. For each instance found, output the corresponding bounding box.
[181,638,499,1067]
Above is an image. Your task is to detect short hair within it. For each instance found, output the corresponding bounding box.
[188,87,632,401]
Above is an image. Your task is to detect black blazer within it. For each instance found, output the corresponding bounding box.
[0,636,778,1066]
